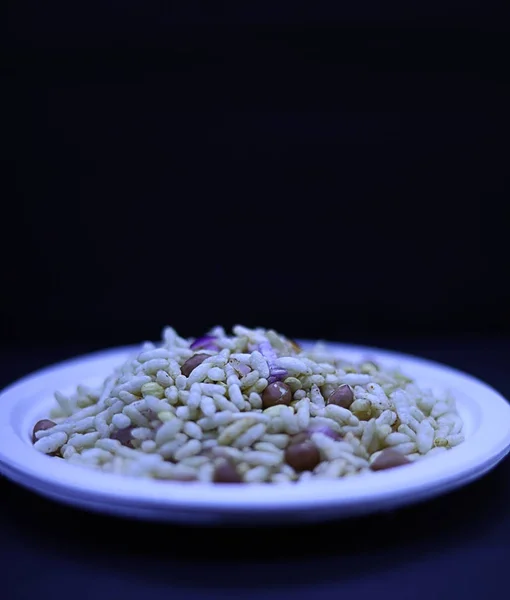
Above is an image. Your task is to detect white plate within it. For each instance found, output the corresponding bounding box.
[1,342,510,524]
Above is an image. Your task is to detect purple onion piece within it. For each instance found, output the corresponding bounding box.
[238,363,251,376]
[201,342,219,351]
[190,335,219,351]
[268,369,288,384]
[258,341,277,360]
[230,359,251,377]
[258,341,288,383]
[307,424,342,441]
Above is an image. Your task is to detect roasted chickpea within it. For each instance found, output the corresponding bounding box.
[32,419,56,444]
[181,353,210,377]
[213,459,243,483]
[284,441,321,472]
[261,382,292,408]
[327,384,354,409]
[370,448,410,471]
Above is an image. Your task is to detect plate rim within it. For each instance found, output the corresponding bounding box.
[1,340,510,516]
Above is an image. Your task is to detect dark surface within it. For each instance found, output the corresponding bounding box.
[1,338,509,600]
[5,12,510,346]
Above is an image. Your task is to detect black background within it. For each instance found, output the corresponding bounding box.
[4,2,510,350]
[3,4,510,600]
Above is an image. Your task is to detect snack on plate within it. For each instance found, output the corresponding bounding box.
[32,325,464,484]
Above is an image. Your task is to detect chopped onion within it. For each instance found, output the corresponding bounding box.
[258,341,288,383]
[268,369,288,384]
[230,358,251,377]
[307,424,341,441]
[190,335,219,351]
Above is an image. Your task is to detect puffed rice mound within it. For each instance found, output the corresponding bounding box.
[32,325,464,484]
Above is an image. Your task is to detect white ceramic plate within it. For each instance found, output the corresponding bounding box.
[1,342,510,524]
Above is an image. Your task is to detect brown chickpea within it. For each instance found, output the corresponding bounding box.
[213,459,243,483]
[261,382,292,408]
[284,440,321,472]
[181,353,210,377]
[32,419,57,444]
[327,384,354,409]
[370,448,410,471]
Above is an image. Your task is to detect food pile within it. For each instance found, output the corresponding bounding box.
[32,326,464,483]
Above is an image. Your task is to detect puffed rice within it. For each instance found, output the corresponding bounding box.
[33,325,465,484]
